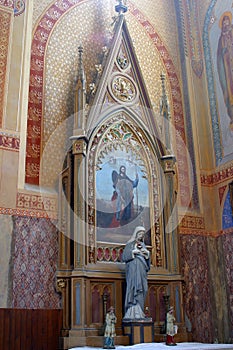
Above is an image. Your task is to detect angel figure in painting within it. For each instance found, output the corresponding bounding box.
[112,165,139,224]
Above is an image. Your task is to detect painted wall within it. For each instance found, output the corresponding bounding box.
[0,0,232,344]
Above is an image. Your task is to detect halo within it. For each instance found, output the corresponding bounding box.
[219,11,232,28]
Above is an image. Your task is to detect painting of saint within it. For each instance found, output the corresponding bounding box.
[217,11,233,130]
[112,165,139,224]
[209,1,233,163]
[96,151,151,244]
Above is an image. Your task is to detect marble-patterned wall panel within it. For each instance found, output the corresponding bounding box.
[11,216,61,308]
[207,235,231,343]
[222,231,233,332]
[180,234,213,343]
[0,215,13,307]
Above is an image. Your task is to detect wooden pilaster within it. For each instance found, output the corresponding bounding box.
[72,137,88,269]
[161,155,180,274]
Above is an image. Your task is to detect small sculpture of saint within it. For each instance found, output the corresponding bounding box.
[103,306,117,349]
[122,226,150,320]
[166,306,178,346]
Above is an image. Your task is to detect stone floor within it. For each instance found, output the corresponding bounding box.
[70,342,233,350]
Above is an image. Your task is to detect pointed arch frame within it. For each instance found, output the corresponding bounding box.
[87,109,166,267]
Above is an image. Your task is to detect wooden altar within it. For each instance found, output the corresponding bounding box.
[122,319,155,345]
[56,2,188,349]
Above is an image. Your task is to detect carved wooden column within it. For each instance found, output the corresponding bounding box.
[58,157,72,270]
[161,155,179,273]
[73,45,86,136]
[56,278,71,335]
[72,137,87,268]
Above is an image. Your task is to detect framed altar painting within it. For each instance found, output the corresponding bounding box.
[96,149,150,244]
[89,118,157,246]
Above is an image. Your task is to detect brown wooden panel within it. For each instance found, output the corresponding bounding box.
[41,309,48,350]
[134,325,141,344]
[0,309,62,350]
[9,308,15,350]
[144,325,152,342]
[0,309,4,350]
[20,308,28,350]
[47,310,55,350]
[32,309,38,350]
[25,308,32,349]
[3,309,10,349]
[14,309,22,350]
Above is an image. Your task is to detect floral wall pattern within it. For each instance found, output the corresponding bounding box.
[11,216,60,308]
[180,234,214,343]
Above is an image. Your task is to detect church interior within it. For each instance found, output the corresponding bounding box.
[0,0,232,349]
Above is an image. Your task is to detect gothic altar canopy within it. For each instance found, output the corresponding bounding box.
[56,2,187,349]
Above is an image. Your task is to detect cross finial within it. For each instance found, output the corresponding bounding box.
[115,0,128,14]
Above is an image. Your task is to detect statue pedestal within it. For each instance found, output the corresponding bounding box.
[122,319,154,345]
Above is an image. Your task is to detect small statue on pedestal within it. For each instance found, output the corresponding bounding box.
[103,306,117,349]
[166,306,177,346]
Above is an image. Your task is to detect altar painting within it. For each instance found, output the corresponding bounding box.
[96,149,151,245]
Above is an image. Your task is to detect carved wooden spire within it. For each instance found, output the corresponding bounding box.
[160,73,171,151]
[74,45,86,135]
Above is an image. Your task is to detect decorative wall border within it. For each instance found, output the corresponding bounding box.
[200,163,233,186]
[0,191,59,219]
[175,0,199,209]
[0,207,57,219]
[179,227,225,237]
[0,133,20,151]
[26,0,85,185]
[17,191,57,210]
[0,0,25,16]
[0,1,14,10]
[221,227,233,235]
[183,0,203,78]
[0,8,13,128]
[179,214,205,230]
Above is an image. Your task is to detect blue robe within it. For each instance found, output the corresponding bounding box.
[122,240,150,314]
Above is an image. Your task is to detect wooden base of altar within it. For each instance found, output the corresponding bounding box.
[59,334,129,349]
[122,319,154,345]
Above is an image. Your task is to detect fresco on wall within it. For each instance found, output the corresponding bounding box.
[210,1,233,163]
[222,190,233,229]
[96,149,151,245]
